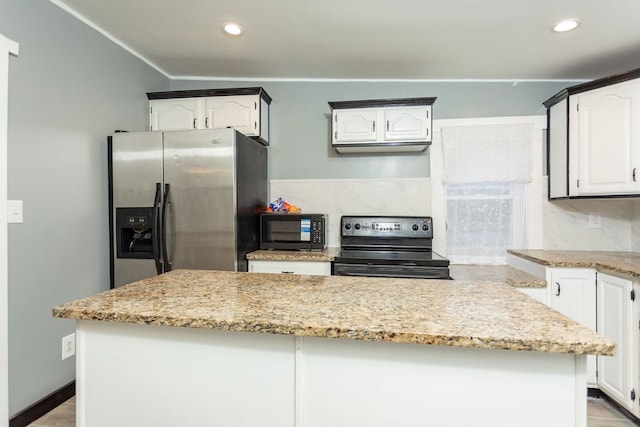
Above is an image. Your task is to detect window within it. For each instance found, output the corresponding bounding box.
[441,123,533,264]
[445,182,527,264]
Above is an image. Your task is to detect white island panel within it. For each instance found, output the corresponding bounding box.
[76,320,587,427]
[76,321,296,427]
[298,336,585,427]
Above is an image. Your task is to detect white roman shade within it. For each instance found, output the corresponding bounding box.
[442,123,533,184]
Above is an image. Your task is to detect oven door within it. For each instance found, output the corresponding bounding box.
[333,262,450,279]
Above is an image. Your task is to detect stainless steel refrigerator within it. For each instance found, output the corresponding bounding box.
[108,128,267,288]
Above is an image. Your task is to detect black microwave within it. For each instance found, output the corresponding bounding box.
[260,213,327,251]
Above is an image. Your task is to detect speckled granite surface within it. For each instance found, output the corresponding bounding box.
[449,265,546,288]
[53,269,614,355]
[508,250,640,278]
[248,250,546,288]
[246,248,340,262]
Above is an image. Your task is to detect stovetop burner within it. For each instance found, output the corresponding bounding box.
[333,216,450,280]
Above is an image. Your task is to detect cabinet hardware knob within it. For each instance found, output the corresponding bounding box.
[633,167,637,182]
[372,122,375,132]
[387,120,390,131]
[282,271,294,274]
[193,118,197,129]
[555,281,561,296]
[205,117,209,128]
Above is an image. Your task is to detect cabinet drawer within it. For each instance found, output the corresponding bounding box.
[249,260,331,276]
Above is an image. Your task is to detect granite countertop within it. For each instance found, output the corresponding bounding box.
[449,265,546,288]
[246,247,340,262]
[247,249,546,288]
[508,249,640,278]
[53,269,614,356]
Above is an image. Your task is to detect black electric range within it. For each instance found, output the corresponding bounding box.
[332,216,450,279]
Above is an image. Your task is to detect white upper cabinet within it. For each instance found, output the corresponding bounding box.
[329,98,435,153]
[148,88,271,145]
[334,109,378,142]
[570,79,640,196]
[149,98,203,131]
[544,68,640,199]
[205,95,261,137]
[383,107,430,141]
[547,98,569,199]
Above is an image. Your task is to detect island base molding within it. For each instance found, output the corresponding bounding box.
[76,320,588,427]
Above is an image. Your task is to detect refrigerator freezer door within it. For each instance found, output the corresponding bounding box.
[163,129,237,271]
[111,132,164,287]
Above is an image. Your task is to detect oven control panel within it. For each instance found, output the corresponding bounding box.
[341,216,433,238]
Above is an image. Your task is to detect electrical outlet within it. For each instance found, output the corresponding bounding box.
[588,213,602,229]
[7,200,23,224]
[61,333,75,360]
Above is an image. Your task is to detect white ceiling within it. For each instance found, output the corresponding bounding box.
[52,0,640,81]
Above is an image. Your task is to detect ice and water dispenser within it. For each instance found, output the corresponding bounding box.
[115,207,156,259]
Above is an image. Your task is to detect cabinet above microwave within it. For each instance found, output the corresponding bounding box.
[328,97,436,153]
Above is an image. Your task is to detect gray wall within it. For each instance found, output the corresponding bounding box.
[170,80,581,179]
[1,0,169,416]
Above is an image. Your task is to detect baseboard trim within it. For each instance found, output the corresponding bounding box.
[9,381,75,427]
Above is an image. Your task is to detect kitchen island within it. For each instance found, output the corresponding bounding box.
[53,269,614,427]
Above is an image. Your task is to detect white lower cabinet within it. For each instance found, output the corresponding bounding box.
[596,272,638,415]
[248,260,331,276]
[547,268,597,386]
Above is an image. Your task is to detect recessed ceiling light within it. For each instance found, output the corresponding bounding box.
[553,19,580,33]
[222,23,244,37]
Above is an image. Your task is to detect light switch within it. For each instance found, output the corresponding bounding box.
[7,200,23,224]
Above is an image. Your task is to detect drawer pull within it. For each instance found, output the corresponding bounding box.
[281,271,294,274]
[555,282,561,297]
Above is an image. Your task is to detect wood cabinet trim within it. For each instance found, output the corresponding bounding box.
[147,87,272,104]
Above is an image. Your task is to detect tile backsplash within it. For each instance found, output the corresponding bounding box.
[269,179,431,247]
[269,177,640,252]
[542,177,640,252]
[633,201,640,252]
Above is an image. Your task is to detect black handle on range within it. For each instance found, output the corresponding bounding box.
[152,182,162,275]
[162,183,172,272]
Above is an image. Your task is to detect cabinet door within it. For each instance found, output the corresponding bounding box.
[205,95,259,136]
[597,272,635,411]
[149,99,203,131]
[383,106,430,142]
[333,109,377,142]
[572,79,640,195]
[248,260,331,276]
[548,268,597,385]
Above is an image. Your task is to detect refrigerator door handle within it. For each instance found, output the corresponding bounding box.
[162,183,172,272]
[152,182,163,275]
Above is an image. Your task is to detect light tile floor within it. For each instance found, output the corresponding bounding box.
[26,395,639,427]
